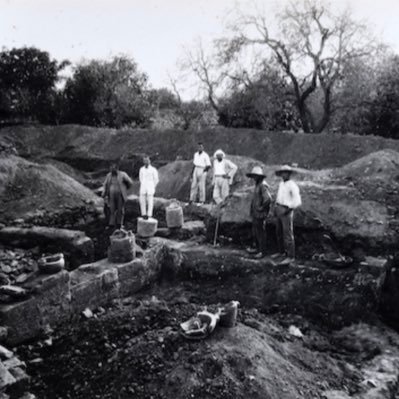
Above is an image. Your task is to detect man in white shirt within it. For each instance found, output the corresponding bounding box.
[189,142,211,204]
[212,149,238,204]
[274,165,302,262]
[139,156,159,219]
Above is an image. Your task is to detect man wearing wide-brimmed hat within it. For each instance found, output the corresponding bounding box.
[246,166,272,259]
[212,149,237,204]
[274,165,302,263]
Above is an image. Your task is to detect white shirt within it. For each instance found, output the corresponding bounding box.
[276,180,302,209]
[213,159,238,184]
[139,165,159,194]
[193,151,211,168]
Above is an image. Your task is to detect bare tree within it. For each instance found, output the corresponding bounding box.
[180,39,228,113]
[198,0,379,133]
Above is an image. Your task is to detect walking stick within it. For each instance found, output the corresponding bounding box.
[213,200,226,247]
[213,211,221,247]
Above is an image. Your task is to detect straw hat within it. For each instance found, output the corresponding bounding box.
[246,166,266,178]
[275,165,296,176]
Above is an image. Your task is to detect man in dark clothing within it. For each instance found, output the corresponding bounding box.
[102,163,133,229]
[246,166,272,259]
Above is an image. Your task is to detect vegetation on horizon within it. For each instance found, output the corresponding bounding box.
[0,0,398,138]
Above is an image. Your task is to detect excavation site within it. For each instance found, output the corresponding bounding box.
[0,126,398,399]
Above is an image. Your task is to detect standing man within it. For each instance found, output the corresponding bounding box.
[246,166,272,259]
[139,155,159,219]
[189,142,211,205]
[274,165,302,263]
[102,163,133,229]
[212,149,238,204]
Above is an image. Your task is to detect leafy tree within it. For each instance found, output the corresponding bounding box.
[367,55,399,138]
[0,47,68,121]
[64,56,153,128]
[218,63,300,130]
[185,0,379,133]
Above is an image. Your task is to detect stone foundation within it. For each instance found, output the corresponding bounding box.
[0,241,166,345]
[0,238,391,345]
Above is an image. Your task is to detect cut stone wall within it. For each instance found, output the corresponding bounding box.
[0,238,391,345]
[0,240,166,345]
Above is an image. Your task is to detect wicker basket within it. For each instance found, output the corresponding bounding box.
[137,217,158,238]
[108,229,136,263]
[166,201,184,229]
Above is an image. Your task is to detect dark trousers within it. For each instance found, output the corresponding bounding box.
[252,218,267,255]
[275,206,295,258]
[109,190,125,227]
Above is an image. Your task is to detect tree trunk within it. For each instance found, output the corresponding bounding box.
[315,87,332,133]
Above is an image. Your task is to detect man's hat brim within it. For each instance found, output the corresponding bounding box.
[246,172,266,178]
[275,169,296,176]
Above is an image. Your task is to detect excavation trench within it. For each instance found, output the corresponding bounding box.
[13,255,399,399]
[1,207,399,399]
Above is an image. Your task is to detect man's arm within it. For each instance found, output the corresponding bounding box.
[153,168,159,187]
[260,184,272,210]
[289,182,302,209]
[102,174,109,198]
[122,172,134,188]
[139,168,143,185]
[204,153,212,172]
[226,160,238,183]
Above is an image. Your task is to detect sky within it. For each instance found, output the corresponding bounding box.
[0,0,399,98]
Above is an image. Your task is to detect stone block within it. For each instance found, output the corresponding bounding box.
[117,259,147,297]
[0,299,43,346]
[29,271,71,328]
[0,271,70,345]
[0,361,16,390]
[3,357,25,371]
[70,259,120,313]
[6,366,30,398]
[359,257,388,276]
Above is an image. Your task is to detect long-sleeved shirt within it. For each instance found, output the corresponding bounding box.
[193,151,211,168]
[276,180,302,210]
[213,159,238,185]
[139,165,159,194]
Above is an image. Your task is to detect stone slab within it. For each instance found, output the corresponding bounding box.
[0,271,70,345]
[70,259,120,313]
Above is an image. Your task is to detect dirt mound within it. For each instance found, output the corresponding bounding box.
[19,286,399,399]
[334,149,399,182]
[3,124,399,170]
[196,151,399,253]
[0,155,101,222]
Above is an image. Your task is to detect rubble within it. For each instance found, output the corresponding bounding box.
[0,227,94,269]
[0,343,32,399]
[1,126,399,398]
[13,286,399,399]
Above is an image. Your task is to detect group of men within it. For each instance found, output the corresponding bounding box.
[189,142,238,205]
[102,155,159,228]
[246,164,301,263]
[102,142,302,264]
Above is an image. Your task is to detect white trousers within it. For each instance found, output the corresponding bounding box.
[213,176,230,204]
[190,167,207,203]
[140,184,155,217]
[140,193,154,217]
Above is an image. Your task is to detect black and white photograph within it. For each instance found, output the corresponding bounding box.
[0,0,399,397]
